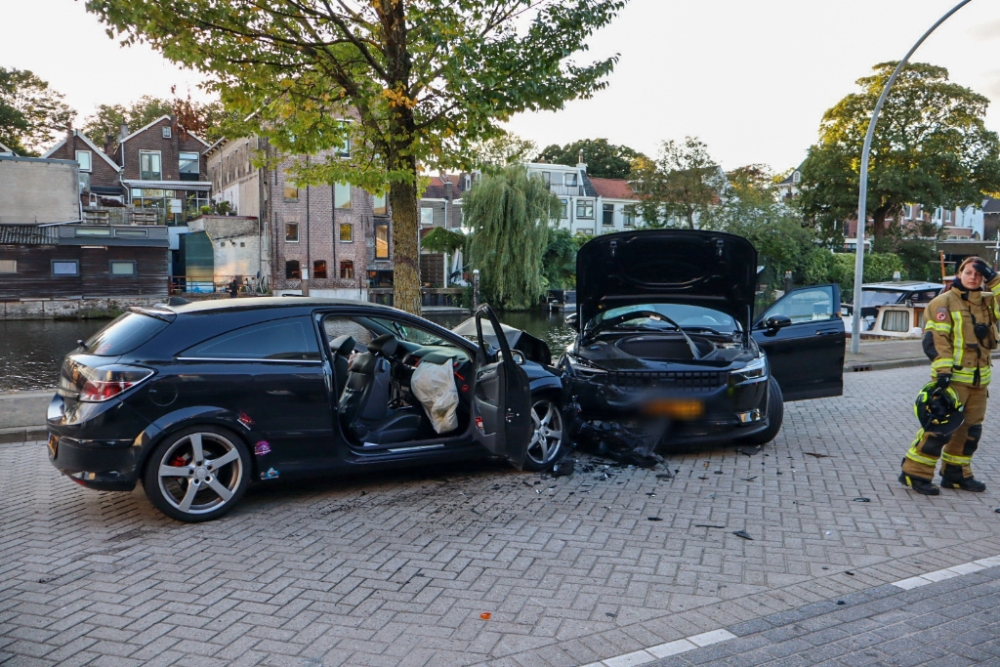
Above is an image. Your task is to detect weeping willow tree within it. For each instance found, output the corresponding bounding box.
[466,165,559,310]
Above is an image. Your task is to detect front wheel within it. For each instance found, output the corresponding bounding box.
[740,377,784,446]
[523,395,566,472]
[142,426,251,522]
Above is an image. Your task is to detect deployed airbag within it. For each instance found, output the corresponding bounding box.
[410,361,459,434]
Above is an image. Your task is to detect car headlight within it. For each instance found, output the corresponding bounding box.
[730,356,767,385]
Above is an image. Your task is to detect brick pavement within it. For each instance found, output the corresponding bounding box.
[3,365,1000,667]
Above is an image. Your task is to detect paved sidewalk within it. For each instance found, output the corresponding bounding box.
[3,364,1000,667]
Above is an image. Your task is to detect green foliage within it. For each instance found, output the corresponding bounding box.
[468,132,538,173]
[542,227,578,289]
[82,95,232,145]
[536,138,645,179]
[800,61,1000,242]
[421,226,467,254]
[85,0,629,314]
[631,136,722,228]
[829,252,905,296]
[466,165,559,310]
[0,67,76,155]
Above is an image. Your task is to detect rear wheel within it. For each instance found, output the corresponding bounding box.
[143,426,251,522]
[740,377,784,446]
[523,394,566,471]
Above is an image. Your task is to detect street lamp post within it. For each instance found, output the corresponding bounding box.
[851,0,973,354]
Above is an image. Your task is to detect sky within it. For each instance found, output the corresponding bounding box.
[4,0,1000,172]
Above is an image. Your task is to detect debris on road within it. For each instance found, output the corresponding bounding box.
[648,517,663,521]
[695,524,726,529]
[732,530,753,540]
[804,452,832,458]
[854,497,871,502]
[736,446,761,456]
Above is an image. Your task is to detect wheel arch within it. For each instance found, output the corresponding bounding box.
[133,407,256,481]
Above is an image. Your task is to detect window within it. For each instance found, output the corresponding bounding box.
[945,209,953,223]
[0,260,16,273]
[340,223,353,242]
[576,200,594,219]
[285,222,299,242]
[313,260,328,280]
[541,171,551,187]
[340,260,355,280]
[335,182,352,209]
[373,192,387,216]
[560,198,568,219]
[81,312,170,356]
[179,151,199,181]
[603,203,615,226]
[110,261,136,276]
[181,318,320,361]
[285,260,301,279]
[375,221,390,259]
[161,126,172,139]
[792,170,801,184]
[420,207,434,226]
[564,172,578,187]
[624,208,636,228]
[75,150,92,172]
[76,228,112,237]
[52,260,79,276]
[139,151,162,180]
[284,184,299,201]
[78,172,91,193]
[761,285,835,324]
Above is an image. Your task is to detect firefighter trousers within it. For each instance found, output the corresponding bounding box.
[903,383,988,481]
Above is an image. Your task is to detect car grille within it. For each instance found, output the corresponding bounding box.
[607,370,727,391]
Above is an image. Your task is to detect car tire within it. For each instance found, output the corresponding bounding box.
[740,377,784,446]
[523,393,566,472]
[142,425,252,522]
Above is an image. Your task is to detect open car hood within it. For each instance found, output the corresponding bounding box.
[576,230,758,331]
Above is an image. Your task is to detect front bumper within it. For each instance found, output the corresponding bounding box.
[46,394,145,491]
[566,372,769,449]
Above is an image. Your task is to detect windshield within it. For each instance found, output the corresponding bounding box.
[859,291,904,307]
[589,304,740,333]
[82,312,170,356]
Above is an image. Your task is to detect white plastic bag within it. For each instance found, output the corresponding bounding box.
[410,361,459,434]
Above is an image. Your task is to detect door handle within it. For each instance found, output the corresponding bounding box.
[815,330,840,336]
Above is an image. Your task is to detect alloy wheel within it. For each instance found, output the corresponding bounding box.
[156,431,245,516]
[527,398,564,467]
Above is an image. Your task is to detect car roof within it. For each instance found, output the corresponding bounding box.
[151,296,408,317]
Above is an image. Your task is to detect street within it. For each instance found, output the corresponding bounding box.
[3,364,1000,667]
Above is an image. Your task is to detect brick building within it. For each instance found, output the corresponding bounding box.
[111,116,211,224]
[205,135,388,298]
[41,129,123,206]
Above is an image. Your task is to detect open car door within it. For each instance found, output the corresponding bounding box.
[752,284,845,401]
[471,305,532,469]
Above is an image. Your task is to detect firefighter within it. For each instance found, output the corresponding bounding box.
[900,256,1000,495]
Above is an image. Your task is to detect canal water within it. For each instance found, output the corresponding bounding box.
[0,309,575,393]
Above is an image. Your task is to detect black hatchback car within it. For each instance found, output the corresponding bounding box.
[47,300,563,522]
[561,230,845,458]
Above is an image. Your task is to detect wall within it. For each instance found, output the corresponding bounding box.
[0,157,80,223]
[0,296,166,320]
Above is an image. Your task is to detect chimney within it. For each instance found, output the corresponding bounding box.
[576,149,587,171]
[443,175,453,201]
[119,122,129,142]
[105,133,115,155]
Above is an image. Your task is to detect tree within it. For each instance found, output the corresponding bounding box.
[0,68,76,155]
[536,138,645,179]
[466,165,559,310]
[86,0,627,315]
[800,61,1000,242]
[630,136,723,229]
[468,132,538,173]
[82,94,232,145]
[542,227,578,289]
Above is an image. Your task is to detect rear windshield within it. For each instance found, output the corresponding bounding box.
[82,312,170,356]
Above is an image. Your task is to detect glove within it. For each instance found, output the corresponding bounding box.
[936,374,951,389]
[973,260,997,282]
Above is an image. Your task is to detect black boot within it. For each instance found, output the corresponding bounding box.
[940,464,986,492]
[899,471,940,495]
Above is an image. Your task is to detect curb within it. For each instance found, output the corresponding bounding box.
[0,426,47,444]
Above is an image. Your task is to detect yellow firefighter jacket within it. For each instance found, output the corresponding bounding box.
[923,278,1000,386]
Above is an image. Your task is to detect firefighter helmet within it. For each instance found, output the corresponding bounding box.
[914,382,965,436]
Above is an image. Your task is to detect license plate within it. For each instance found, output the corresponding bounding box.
[643,399,704,419]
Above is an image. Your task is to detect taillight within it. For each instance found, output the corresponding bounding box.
[78,365,154,402]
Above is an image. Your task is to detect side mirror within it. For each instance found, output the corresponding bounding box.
[764,314,792,332]
[497,350,526,365]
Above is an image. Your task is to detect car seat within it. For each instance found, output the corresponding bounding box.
[329,334,356,398]
[339,333,424,445]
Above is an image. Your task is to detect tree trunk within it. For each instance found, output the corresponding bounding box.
[390,171,421,316]
[872,209,888,241]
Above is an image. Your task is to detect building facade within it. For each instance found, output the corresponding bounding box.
[524,161,644,234]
